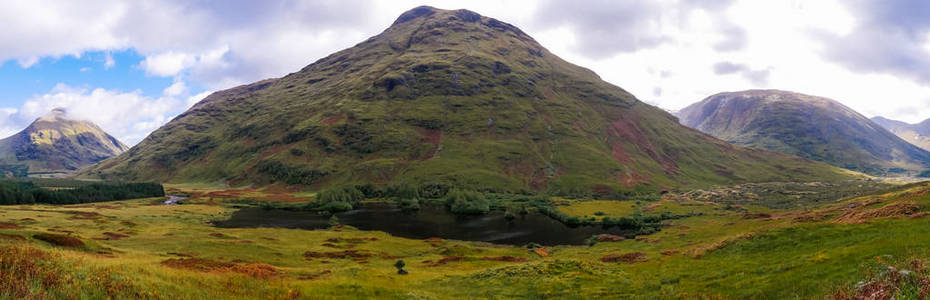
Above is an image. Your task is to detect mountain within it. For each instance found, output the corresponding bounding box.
[0,108,129,176]
[678,90,930,175]
[84,6,852,193]
[871,116,930,152]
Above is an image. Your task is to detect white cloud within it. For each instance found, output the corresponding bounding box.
[17,56,38,68]
[104,52,115,69]
[162,80,187,96]
[138,51,195,77]
[186,91,213,107]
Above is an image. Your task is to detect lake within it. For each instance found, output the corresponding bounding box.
[213,203,633,245]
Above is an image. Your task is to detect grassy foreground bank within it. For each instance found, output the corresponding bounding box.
[1,181,929,299]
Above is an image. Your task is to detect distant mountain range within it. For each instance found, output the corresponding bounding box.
[84,6,852,192]
[871,116,930,152]
[677,90,930,175]
[0,108,128,177]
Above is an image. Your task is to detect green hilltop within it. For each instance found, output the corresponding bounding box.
[85,6,853,194]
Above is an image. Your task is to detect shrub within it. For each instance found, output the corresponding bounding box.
[397,198,420,210]
[445,190,490,215]
[419,183,452,198]
[318,186,365,206]
[318,201,353,213]
[386,183,419,199]
[394,259,408,275]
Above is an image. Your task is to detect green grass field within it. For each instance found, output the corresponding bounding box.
[1,181,929,299]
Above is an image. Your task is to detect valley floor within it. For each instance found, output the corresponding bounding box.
[2,181,930,299]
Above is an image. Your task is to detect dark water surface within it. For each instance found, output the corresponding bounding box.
[213,203,632,245]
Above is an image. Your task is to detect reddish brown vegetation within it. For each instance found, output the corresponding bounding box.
[601,252,647,263]
[425,255,468,267]
[303,250,374,261]
[0,233,25,241]
[643,202,662,212]
[34,233,84,247]
[610,141,632,163]
[101,232,130,240]
[533,248,549,258]
[833,201,921,224]
[687,233,755,258]
[529,170,548,190]
[608,119,679,175]
[1,246,60,298]
[596,234,626,242]
[909,212,930,219]
[661,250,681,256]
[424,237,443,247]
[635,237,660,243]
[1,246,138,298]
[67,211,104,220]
[161,258,281,279]
[480,256,528,262]
[0,222,23,229]
[741,213,772,220]
[418,128,442,160]
[832,259,930,300]
[197,188,309,203]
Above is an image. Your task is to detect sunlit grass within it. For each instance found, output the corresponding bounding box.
[1,181,929,298]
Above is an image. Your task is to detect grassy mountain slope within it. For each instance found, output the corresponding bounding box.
[872,116,930,152]
[0,108,128,175]
[86,7,852,193]
[679,90,930,175]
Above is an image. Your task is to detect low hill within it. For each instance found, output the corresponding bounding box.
[678,90,930,175]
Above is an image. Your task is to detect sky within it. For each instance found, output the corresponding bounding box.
[1,0,929,145]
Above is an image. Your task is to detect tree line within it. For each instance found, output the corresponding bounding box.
[0,180,165,205]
